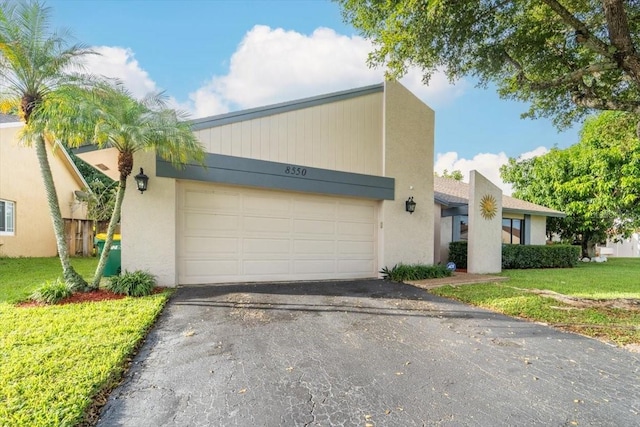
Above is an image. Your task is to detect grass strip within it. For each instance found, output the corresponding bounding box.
[0,292,169,426]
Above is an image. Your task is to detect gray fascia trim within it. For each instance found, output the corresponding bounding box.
[504,208,566,218]
[434,196,467,209]
[72,144,100,154]
[441,206,468,217]
[189,83,384,131]
[157,153,394,200]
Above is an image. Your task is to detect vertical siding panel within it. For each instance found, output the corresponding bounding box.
[320,104,335,169]
[220,124,232,156]
[195,128,211,152]
[287,113,296,163]
[278,114,288,163]
[231,122,243,157]
[373,95,384,175]
[363,97,372,174]
[250,120,261,159]
[305,108,314,166]
[260,117,271,161]
[313,105,327,168]
[210,126,222,154]
[295,110,305,164]
[241,121,252,157]
[335,101,344,171]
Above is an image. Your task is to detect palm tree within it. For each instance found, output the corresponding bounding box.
[47,85,205,288]
[0,1,95,289]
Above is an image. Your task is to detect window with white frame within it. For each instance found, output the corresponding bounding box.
[0,199,15,235]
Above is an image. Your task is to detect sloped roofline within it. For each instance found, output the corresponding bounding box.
[190,83,385,131]
[434,176,565,218]
[0,119,89,190]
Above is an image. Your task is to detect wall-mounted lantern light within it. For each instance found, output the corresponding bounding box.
[134,168,149,194]
[405,196,416,214]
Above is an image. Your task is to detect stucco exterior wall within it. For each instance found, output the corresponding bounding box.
[381,81,434,268]
[121,151,177,286]
[528,215,548,245]
[468,171,502,274]
[0,124,88,257]
[439,215,453,264]
[194,93,384,176]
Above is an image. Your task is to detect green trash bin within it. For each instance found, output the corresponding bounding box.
[95,233,122,277]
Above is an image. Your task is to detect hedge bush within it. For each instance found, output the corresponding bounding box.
[502,244,580,269]
[107,270,156,297]
[380,263,452,281]
[448,241,580,269]
[30,278,73,304]
[448,241,468,269]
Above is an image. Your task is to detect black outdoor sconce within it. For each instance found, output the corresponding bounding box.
[134,168,149,194]
[405,196,416,214]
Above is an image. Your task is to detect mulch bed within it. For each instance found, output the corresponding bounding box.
[16,288,164,308]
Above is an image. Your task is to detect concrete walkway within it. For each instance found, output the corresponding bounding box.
[97,280,640,426]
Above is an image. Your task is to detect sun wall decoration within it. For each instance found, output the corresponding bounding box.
[479,194,498,220]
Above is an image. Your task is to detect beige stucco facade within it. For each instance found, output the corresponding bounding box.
[381,81,434,267]
[0,122,89,257]
[467,170,503,274]
[120,82,435,286]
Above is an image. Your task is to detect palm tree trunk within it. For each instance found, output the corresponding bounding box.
[34,135,88,290]
[91,177,126,289]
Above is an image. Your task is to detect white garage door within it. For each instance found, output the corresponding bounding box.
[177,183,379,284]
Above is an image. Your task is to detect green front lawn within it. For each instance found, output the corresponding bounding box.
[432,258,640,347]
[0,257,97,303]
[0,257,170,426]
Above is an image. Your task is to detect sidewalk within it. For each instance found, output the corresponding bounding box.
[406,271,509,290]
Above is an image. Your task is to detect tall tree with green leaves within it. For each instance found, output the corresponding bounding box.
[46,85,205,288]
[501,111,640,256]
[339,0,640,131]
[0,0,94,289]
[436,169,464,181]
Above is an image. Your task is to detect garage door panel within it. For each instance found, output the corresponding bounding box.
[294,239,335,254]
[293,200,337,217]
[185,212,239,233]
[338,259,374,273]
[184,237,239,254]
[178,183,377,284]
[185,190,239,211]
[338,203,376,220]
[243,195,291,215]
[337,221,375,237]
[338,240,375,255]
[184,259,239,276]
[294,259,336,274]
[243,260,290,275]
[293,219,335,235]
[244,238,289,254]
[243,216,291,233]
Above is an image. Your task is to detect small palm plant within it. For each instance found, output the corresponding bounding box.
[42,84,205,288]
[0,1,98,290]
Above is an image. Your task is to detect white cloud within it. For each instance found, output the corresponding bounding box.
[188,25,467,118]
[81,46,158,99]
[518,146,548,160]
[435,151,512,194]
[434,146,550,195]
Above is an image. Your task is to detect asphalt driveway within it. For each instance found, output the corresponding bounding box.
[97,280,640,426]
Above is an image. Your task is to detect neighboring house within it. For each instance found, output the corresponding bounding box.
[597,233,640,257]
[433,176,565,264]
[78,81,436,286]
[0,114,92,257]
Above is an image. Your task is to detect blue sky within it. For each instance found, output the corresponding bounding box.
[49,0,580,191]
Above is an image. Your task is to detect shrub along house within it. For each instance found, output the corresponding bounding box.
[433,175,566,265]
[78,81,436,286]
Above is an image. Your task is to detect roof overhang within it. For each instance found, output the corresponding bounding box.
[73,145,120,181]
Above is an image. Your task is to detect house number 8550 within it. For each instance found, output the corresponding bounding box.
[284,166,307,176]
